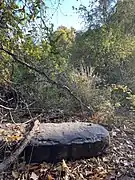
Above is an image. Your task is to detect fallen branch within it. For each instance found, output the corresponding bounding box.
[0,47,94,116]
[0,105,13,110]
[0,119,40,172]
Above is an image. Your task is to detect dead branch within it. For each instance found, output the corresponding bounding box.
[0,47,94,116]
[23,113,43,125]
[0,105,13,110]
[0,119,40,172]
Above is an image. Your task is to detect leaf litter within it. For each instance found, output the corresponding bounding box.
[0,114,135,179]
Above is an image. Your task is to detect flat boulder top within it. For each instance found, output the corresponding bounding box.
[31,122,110,145]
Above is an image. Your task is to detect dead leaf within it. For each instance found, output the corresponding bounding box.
[62,159,69,172]
[47,175,54,180]
[30,172,39,180]
[12,171,19,179]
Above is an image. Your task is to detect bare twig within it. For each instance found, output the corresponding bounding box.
[22,101,33,119]
[0,105,13,110]
[9,111,16,124]
[0,98,7,103]
[23,113,43,124]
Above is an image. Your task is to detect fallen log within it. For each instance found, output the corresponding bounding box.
[0,122,110,164]
[24,122,110,163]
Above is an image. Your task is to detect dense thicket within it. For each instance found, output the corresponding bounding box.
[1,0,135,120]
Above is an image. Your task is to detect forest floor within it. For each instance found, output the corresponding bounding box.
[0,112,135,180]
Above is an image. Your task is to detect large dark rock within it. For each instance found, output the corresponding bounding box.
[24,122,110,163]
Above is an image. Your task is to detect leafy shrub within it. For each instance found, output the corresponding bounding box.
[111,84,135,111]
[91,100,115,124]
[69,67,113,112]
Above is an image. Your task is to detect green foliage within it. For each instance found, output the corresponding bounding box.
[52,26,75,50]
[71,0,135,85]
[111,84,135,111]
[0,0,48,84]
[78,0,116,28]
[109,0,135,35]
[68,67,112,112]
[1,0,135,116]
